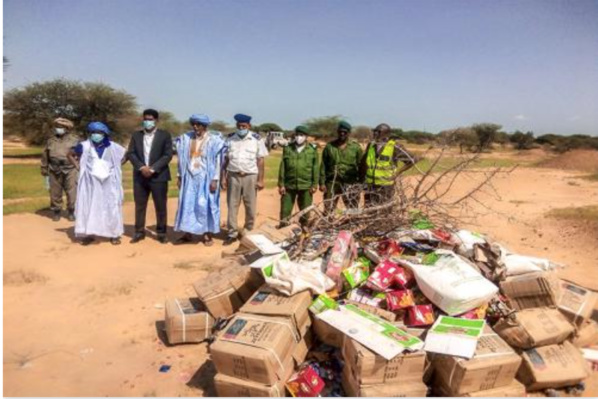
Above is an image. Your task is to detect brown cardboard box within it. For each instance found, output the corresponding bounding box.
[517,341,589,390]
[432,332,521,395]
[342,337,425,385]
[164,298,214,344]
[240,285,312,338]
[341,364,427,397]
[493,307,574,349]
[344,299,398,322]
[558,280,598,327]
[193,265,261,318]
[435,380,526,397]
[571,319,598,348]
[313,317,344,348]
[500,271,560,310]
[209,313,298,385]
[214,373,286,397]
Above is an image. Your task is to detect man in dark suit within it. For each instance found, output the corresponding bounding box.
[126,109,173,243]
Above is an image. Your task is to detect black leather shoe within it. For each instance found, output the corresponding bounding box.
[67,211,76,222]
[130,233,145,244]
[222,236,237,246]
[157,235,168,244]
[52,211,61,222]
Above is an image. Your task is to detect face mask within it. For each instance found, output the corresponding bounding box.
[237,129,249,137]
[54,128,66,135]
[143,120,156,130]
[90,133,104,143]
[295,135,306,145]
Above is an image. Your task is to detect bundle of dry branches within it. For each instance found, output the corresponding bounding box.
[289,145,516,243]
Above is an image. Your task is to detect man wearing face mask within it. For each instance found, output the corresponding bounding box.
[319,121,364,214]
[126,109,174,244]
[173,114,226,246]
[221,113,268,245]
[360,123,418,205]
[278,125,319,227]
[41,117,80,221]
[67,122,126,245]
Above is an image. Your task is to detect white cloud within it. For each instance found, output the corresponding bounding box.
[569,115,581,121]
[514,114,527,121]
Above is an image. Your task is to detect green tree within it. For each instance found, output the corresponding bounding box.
[4,79,137,145]
[510,130,535,150]
[439,127,477,153]
[256,122,283,133]
[303,115,345,139]
[472,123,502,152]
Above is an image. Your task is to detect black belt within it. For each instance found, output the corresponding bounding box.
[229,171,256,177]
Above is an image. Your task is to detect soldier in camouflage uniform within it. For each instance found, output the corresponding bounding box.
[277,125,319,227]
[41,118,80,221]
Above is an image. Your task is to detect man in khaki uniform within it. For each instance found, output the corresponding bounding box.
[41,117,80,221]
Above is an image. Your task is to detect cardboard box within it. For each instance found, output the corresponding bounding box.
[344,299,397,322]
[193,265,262,318]
[571,319,598,348]
[240,285,312,338]
[286,365,325,397]
[164,298,214,344]
[341,363,427,397]
[312,317,344,348]
[432,332,521,395]
[209,313,298,385]
[493,307,574,349]
[214,372,286,397]
[517,341,589,390]
[499,271,560,310]
[342,337,425,385]
[435,380,526,397]
[558,280,598,327]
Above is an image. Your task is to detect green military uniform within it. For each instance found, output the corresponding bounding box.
[278,142,319,225]
[319,139,364,213]
[41,132,80,217]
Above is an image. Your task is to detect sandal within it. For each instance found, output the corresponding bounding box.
[80,237,95,246]
[175,234,194,245]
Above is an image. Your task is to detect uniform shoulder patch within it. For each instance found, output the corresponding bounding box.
[227,132,236,138]
[251,132,261,140]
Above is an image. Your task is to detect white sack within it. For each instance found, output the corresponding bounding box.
[401,250,498,315]
[499,245,559,276]
[454,230,487,257]
[266,257,335,296]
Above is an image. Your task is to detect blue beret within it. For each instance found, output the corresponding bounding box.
[189,114,211,126]
[87,121,110,134]
[234,113,252,123]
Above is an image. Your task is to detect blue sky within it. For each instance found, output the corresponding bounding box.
[4,0,598,134]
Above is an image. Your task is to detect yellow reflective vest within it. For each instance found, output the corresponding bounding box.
[365,139,397,186]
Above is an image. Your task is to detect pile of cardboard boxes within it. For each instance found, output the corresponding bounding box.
[161,224,597,397]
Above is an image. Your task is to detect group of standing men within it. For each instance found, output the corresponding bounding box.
[42,111,416,246]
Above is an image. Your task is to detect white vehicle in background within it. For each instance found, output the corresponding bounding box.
[265,131,289,150]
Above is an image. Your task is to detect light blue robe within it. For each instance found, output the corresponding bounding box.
[174,131,225,235]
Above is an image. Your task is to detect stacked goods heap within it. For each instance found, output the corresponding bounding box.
[161,218,597,397]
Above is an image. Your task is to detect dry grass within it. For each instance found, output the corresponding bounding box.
[3,269,49,286]
[546,205,598,222]
[173,260,215,271]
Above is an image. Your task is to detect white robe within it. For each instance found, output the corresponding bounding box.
[74,140,125,238]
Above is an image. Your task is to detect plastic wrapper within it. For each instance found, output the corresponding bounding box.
[405,304,435,327]
[286,365,326,397]
[386,289,415,311]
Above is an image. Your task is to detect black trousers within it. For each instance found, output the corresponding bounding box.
[133,178,168,235]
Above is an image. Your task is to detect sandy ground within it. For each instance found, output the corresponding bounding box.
[3,167,598,397]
